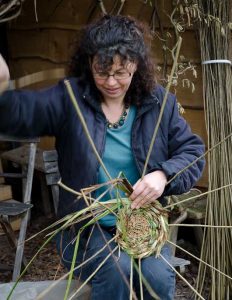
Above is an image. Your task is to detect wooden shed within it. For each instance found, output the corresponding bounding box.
[2,2,232,299]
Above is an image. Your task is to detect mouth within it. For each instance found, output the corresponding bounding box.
[104,88,121,94]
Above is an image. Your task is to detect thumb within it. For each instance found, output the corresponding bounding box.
[133,178,142,190]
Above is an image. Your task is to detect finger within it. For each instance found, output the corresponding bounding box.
[137,193,156,208]
[132,185,163,209]
[146,195,157,205]
[130,181,146,201]
[132,179,141,191]
[131,187,153,209]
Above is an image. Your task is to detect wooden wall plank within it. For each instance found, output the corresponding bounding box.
[8,29,78,63]
[12,0,174,28]
[9,58,65,78]
[196,164,208,188]
[183,109,207,143]
[152,29,201,65]
[8,28,201,65]
[169,64,203,108]
[182,109,208,188]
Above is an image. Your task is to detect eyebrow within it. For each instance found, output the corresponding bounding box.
[93,66,129,72]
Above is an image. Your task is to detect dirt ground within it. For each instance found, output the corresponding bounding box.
[0,215,208,299]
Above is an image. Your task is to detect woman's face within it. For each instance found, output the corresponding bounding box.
[91,55,137,102]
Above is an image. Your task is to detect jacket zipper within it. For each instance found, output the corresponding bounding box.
[131,104,155,177]
[92,117,108,187]
[131,114,142,177]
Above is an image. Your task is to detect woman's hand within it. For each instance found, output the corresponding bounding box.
[130,170,167,209]
[0,54,10,93]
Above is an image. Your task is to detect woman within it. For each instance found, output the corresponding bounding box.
[0,15,205,299]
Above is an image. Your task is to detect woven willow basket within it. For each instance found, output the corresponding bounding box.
[116,200,169,259]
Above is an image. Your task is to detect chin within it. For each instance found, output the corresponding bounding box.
[103,91,125,100]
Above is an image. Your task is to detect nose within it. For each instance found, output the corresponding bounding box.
[105,75,117,85]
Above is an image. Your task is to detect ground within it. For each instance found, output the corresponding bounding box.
[0,215,207,299]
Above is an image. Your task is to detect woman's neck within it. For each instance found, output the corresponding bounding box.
[101,99,125,124]
[102,95,124,108]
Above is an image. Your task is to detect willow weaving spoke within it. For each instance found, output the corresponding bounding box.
[142,37,182,178]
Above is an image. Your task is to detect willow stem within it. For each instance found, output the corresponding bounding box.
[142,37,182,178]
[64,79,111,180]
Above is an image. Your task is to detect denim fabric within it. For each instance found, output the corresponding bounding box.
[55,226,176,300]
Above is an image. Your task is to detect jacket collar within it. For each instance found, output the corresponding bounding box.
[82,82,102,113]
[142,87,160,105]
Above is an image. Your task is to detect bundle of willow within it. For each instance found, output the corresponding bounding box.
[116,201,169,258]
[195,1,232,299]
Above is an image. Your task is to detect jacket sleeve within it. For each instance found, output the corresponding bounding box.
[159,94,206,196]
[0,80,67,138]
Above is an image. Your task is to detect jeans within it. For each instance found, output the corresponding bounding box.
[55,225,176,300]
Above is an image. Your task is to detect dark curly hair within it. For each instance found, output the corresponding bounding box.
[68,15,157,105]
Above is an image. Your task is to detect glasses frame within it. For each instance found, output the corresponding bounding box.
[92,70,132,81]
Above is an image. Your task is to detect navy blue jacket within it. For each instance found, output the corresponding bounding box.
[0,78,205,218]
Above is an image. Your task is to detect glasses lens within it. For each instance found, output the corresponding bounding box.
[93,72,108,79]
[114,72,131,80]
[93,71,131,80]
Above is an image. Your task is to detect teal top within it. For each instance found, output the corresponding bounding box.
[95,105,140,227]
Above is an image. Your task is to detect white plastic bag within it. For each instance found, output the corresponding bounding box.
[0,280,91,300]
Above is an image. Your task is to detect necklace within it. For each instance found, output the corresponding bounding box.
[107,104,130,129]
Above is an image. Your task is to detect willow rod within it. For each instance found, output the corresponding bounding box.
[64,79,112,180]
[142,37,182,178]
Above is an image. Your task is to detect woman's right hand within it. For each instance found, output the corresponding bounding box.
[0,54,10,93]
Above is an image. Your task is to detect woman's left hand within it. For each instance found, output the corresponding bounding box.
[130,170,167,209]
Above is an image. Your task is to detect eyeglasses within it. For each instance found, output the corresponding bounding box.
[92,70,132,81]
